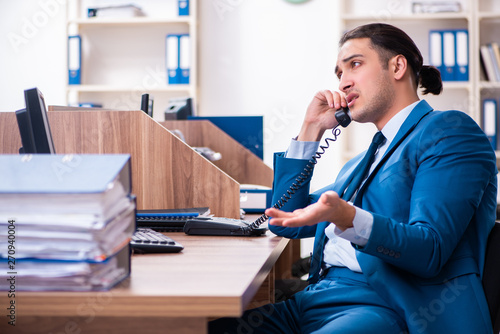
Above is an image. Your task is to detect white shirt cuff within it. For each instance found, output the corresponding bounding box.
[334,204,373,247]
[285,138,320,160]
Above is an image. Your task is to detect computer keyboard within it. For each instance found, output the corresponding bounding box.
[136,211,202,232]
[131,228,184,254]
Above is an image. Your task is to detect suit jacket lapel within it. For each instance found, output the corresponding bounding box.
[385,100,434,155]
[355,100,434,201]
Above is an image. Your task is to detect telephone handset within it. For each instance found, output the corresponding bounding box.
[183,108,352,236]
[335,107,352,128]
[243,107,352,233]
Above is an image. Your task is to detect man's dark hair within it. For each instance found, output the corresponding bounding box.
[340,23,442,95]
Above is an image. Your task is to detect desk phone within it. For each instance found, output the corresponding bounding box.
[183,217,267,236]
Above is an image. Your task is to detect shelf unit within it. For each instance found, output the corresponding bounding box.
[476,0,500,146]
[65,0,197,121]
[338,0,500,164]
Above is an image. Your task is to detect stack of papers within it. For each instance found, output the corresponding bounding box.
[0,154,135,291]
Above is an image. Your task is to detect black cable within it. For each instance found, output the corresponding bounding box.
[244,108,351,233]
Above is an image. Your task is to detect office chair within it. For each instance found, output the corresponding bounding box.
[483,222,500,333]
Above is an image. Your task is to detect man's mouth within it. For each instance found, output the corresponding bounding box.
[346,93,359,107]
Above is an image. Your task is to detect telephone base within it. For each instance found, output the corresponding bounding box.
[183,217,267,236]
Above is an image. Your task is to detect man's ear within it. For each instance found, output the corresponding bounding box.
[391,54,408,80]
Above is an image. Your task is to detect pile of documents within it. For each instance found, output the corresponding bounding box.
[0,154,135,291]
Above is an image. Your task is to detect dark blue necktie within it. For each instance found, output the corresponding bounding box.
[342,131,385,201]
[312,131,385,283]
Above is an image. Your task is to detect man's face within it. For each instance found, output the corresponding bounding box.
[335,38,395,125]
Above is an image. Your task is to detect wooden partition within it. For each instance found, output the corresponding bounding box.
[0,110,240,218]
[162,120,273,187]
[162,119,301,280]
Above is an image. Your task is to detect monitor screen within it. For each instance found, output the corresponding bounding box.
[140,93,153,117]
[15,87,56,154]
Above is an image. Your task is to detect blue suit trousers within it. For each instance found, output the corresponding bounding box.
[209,267,408,334]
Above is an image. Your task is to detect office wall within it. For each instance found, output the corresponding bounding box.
[198,0,344,188]
[0,1,67,111]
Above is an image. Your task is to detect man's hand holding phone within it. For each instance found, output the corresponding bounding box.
[297,90,349,142]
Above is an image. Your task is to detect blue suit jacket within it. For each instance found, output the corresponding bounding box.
[269,100,497,333]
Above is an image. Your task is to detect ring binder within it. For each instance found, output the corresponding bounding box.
[166,34,180,84]
[68,35,81,85]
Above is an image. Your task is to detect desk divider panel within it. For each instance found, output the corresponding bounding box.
[162,119,301,280]
[0,112,22,155]
[162,120,273,187]
[0,110,240,218]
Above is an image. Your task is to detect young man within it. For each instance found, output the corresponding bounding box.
[210,23,497,333]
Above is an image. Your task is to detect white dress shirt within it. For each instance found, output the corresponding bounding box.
[285,101,418,272]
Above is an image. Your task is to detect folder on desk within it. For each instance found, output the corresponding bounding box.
[0,154,135,259]
[0,154,132,220]
[0,154,134,291]
[166,34,180,84]
[68,35,81,85]
[455,29,469,81]
[178,0,189,16]
[0,243,131,292]
[482,99,498,150]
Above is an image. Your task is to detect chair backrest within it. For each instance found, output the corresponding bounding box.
[483,222,500,333]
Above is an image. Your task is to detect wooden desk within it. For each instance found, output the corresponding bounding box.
[0,232,288,334]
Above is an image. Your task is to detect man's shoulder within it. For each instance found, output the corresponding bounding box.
[417,108,480,134]
[426,108,473,120]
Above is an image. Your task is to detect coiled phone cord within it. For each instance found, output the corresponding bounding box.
[244,109,351,233]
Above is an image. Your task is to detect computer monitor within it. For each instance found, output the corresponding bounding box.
[140,93,153,117]
[15,87,56,154]
[164,97,192,120]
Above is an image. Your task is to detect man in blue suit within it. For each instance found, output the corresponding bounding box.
[209,23,497,333]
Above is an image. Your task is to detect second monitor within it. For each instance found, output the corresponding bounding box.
[15,87,56,154]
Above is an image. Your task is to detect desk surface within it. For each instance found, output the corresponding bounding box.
[7,231,288,321]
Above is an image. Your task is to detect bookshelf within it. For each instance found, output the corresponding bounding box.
[338,0,500,165]
[65,0,197,122]
[477,0,500,146]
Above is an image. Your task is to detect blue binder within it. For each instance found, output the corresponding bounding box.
[68,35,81,85]
[0,154,131,195]
[429,30,445,79]
[442,30,456,81]
[455,29,469,81]
[179,34,190,84]
[166,34,180,84]
[0,243,131,291]
[178,0,189,16]
[482,99,498,150]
